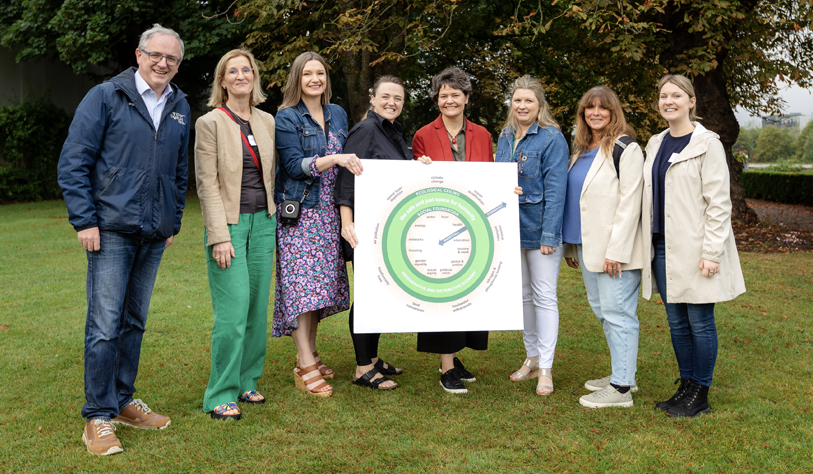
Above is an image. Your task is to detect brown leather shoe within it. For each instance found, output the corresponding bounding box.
[82,420,123,456]
[112,399,171,430]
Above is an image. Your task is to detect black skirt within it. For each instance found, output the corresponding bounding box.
[416,331,488,354]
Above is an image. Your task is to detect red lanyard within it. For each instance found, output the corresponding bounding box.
[218,106,263,181]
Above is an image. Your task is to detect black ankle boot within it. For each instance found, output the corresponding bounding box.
[667,380,711,418]
[654,378,692,411]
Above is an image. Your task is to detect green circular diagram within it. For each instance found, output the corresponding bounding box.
[382,187,494,303]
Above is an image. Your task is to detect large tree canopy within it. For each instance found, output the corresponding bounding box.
[3,0,812,224]
[0,0,250,110]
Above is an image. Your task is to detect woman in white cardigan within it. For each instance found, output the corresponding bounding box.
[563,86,644,408]
[642,74,745,418]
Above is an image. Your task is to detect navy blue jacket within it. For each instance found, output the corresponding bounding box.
[274,101,349,209]
[57,68,190,241]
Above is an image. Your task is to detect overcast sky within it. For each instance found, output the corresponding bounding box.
[734,84,813,128]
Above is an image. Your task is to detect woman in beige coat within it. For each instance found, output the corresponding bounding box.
[562,86,644,409]
[643,74,745,418]
[195,49,277,420]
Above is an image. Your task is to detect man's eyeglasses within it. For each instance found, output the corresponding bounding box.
[139,50,181,67]
[227,67,254,77]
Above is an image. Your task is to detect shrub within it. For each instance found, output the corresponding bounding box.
[0,97,71,202]
[753,125,793,162]
[742,170,813,205]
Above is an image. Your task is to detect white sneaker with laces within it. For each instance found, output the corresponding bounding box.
[579,385,634,408]
[584,375,638,393]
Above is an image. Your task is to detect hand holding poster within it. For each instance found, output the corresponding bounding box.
[353,160,522,333]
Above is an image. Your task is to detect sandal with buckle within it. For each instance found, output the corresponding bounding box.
[536,368,554,396]
[353,368,398,390]
[294,363,333,397]
[210,402,241,421]
[296,351,334,379]
[238,390,265,404]
[374,358,403,376]
[509,358,540,382]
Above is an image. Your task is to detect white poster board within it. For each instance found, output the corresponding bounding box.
[353,160,523,333]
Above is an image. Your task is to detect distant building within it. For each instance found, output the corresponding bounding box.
[761,113,810,132]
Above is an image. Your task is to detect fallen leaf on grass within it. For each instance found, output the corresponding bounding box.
[38,426,42,432]
[763,443,769,448]
[0,324,8,329]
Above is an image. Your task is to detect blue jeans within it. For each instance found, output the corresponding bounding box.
[82,231,166,421]
[651,234,717,387]
[577,245,641,386]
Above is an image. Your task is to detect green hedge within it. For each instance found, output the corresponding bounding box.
[742,171,813,205]
[0,98,71,202]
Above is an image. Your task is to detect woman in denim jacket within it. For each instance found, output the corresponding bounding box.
[495,76,568,396]
[273,52,363,397]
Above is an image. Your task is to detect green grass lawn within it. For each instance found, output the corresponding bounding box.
[2,197,811,473]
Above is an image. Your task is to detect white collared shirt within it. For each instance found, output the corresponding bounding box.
[134,70,173,131]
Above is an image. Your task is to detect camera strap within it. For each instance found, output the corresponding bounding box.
[218,106,263,181]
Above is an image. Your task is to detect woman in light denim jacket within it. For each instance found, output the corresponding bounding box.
[495,76,568,396]
[272,51,362,397]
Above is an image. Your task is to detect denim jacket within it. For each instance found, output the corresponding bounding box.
[274,101,349,208]
[496,123,569,249]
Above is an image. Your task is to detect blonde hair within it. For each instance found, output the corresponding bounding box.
[572,86,636,158]
[503,76,559,135]
[655,74,701,121]
[207,49,267,107]
[278,52,332,111]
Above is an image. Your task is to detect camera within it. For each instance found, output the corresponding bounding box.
[279,199,301,226]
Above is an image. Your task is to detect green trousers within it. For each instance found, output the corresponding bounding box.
[202,211,277,412]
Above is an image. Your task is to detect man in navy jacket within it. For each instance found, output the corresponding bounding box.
[57,24,189,456]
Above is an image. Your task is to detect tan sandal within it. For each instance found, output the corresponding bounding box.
[313,351,334,379]
[296,352,334,379]
[294,364,333,397]
[536,368,554,396]
[509,358,540,382]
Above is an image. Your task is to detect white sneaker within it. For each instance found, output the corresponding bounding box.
[584,375,638,393]
[579,385,634,408]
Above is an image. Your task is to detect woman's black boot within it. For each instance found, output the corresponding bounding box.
[654,378,692,411]
[667,380,711,418]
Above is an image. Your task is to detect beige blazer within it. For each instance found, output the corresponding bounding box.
[641,123,746,303]
[195,107,276,246]
[563,137,645,272]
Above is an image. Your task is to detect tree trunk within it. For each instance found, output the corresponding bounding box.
[658,6,758,226]
[693,64,759,226]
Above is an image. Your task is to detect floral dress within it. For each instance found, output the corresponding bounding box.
[273,132,351,337]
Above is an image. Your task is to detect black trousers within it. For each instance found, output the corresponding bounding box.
[344,240,381,366]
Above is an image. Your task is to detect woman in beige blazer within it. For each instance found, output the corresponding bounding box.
[195,49,277,421]
[643,74,745,418]
[562,86,644,409]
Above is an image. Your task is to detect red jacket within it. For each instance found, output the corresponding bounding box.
[412,115,494,162]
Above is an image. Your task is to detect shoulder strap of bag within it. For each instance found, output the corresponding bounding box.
[218,106,263,181]
[612,135,637,180]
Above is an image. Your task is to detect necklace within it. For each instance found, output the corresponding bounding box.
[234,112,250,125]
[446,126,463,144]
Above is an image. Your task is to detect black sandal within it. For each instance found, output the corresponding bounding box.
[238,390,266,404]
[352,368,397,390]
[210,402,241,421]
[374,359,403,376]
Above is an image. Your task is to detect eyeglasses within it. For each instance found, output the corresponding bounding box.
[139,49,180,67]
[227,67,254,77]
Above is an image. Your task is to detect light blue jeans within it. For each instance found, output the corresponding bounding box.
[577,245,641,386]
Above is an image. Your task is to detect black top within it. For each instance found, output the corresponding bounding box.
[221,104,267,214]
[334,110,410,210]
[652,131,692,234]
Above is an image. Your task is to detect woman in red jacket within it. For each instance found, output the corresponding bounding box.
[412,67,494,394]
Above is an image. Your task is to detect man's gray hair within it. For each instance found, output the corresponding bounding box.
[138,23,185,60]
